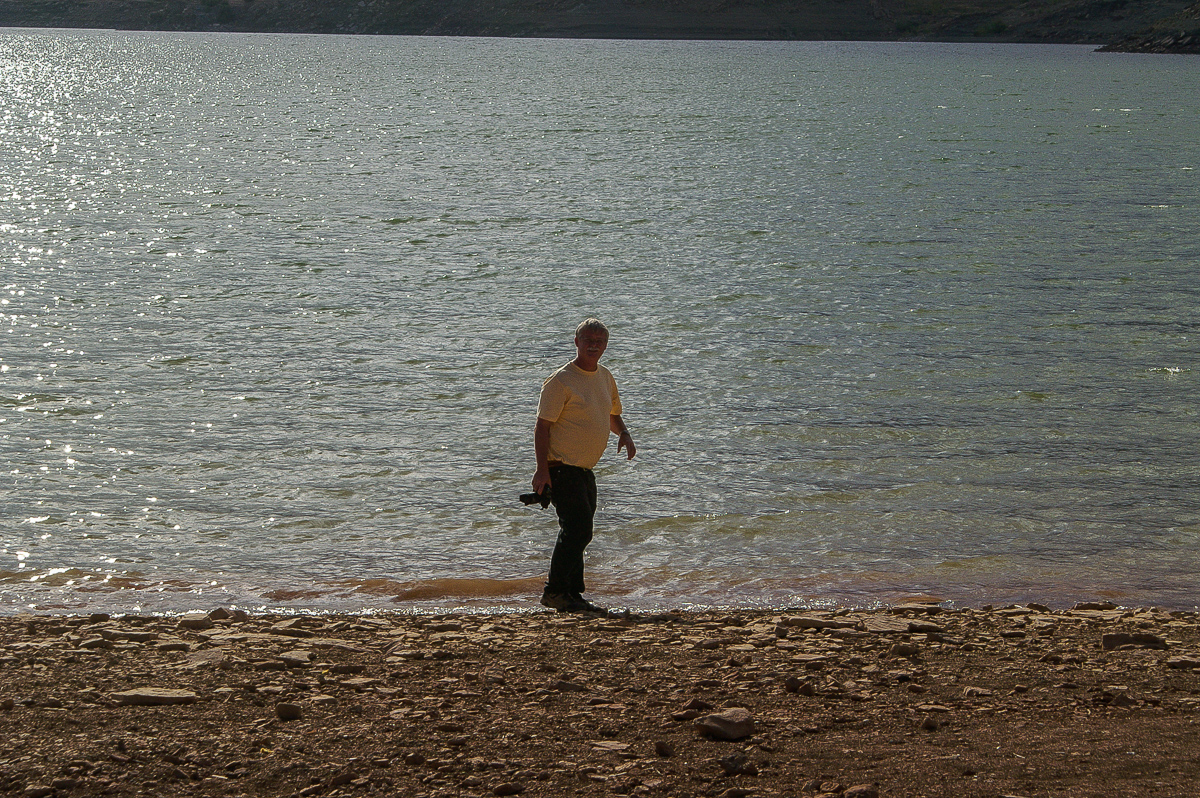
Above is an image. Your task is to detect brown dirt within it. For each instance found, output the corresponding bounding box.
[2,603,1199,798]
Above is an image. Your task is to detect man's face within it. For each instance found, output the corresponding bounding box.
[574,329,608,370]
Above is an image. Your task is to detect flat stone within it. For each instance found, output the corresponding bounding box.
[78,637,113,650]
[340,677,382,690]
[1071,609,1128,622]
[891,602,943,615]
[791,653,830,669]
[269,620,314,638]
[182,648,229,669]
[1102,632,1168,650]
[716,788,753,798]
[1074,601,1117,611]
[782,615,858,630]
[179,612,214,631]
[694,707,755,740]
[861,615,911,634]
[201,631,279,646]
[550,679,589,692]
[1166,656,1200,669]
[99,629,158,643]
[279,650,314,667]
[307,638,367,652]
[111,688,199,706]
[908,621,945,634]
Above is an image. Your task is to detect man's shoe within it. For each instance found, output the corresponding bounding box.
[540,591,572,612]
[569,592,606,614]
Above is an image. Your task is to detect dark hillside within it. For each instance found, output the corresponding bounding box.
[0,0,1195,50]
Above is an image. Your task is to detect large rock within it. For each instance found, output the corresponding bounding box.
[694,707,755,740]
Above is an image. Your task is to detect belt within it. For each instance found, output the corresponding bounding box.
[548,461,592,471]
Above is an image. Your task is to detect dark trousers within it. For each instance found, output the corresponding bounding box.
[545,464,597,596]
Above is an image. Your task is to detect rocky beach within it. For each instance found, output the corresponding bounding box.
[3,602,1199,798]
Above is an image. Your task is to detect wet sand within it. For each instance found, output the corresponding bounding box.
[2,602,1198,798]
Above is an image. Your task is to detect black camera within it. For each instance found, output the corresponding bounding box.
[519,488,552,509]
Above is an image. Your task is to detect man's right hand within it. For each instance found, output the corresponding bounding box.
[532,467,551,495]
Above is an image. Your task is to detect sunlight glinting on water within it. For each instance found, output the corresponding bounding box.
[1,31,1198,614]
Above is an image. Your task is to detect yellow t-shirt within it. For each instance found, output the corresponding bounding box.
[537,362,622,470]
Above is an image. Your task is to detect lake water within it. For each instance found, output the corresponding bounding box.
[2,30,1198,615]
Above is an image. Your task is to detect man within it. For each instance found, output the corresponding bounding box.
[533,318,635,613]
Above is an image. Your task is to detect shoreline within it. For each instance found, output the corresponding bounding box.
[3,602,1198,797]
[6,585,1199,621]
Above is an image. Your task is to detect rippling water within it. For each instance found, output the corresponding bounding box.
[2,30,1198,614]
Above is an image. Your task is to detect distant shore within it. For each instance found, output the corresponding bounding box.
[3,601,1198,797]
[1,0,1197,52]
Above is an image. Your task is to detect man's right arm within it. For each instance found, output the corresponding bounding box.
[532,417,552,494]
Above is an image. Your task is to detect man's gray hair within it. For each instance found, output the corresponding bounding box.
[575,318,609,337]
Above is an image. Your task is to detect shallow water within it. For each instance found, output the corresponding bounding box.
[2,31,1198,614]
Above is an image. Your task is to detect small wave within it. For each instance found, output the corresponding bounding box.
[263,588,328,601]
[340,576,544,602]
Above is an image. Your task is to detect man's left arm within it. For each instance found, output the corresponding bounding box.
[611,414,636,460]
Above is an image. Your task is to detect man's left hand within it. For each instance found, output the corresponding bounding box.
[618,431,636,460]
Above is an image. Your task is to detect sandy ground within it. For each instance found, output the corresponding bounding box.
[2,601,1199,798]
